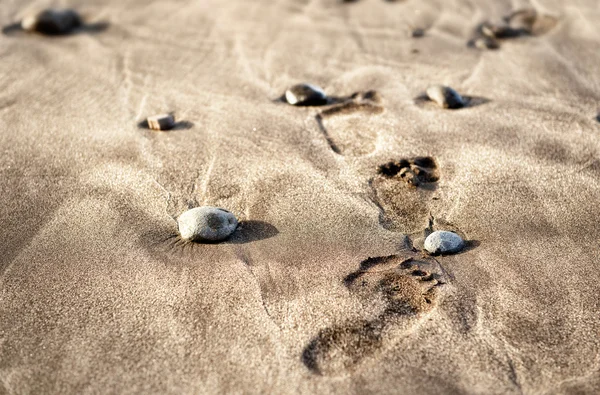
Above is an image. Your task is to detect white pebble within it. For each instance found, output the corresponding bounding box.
[424,231,465,254]
[178,207,238,242]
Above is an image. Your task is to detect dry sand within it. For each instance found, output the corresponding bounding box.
[1,0,600,394]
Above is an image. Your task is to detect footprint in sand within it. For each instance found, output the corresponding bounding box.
[468,8,558,50]
[316,90,384,156]
[372,157,476,252]
[370,156,439,233]
[280,83,384,156]
[302,252,449,376]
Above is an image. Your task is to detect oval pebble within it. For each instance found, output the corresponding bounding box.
[426,85,465,109]
[21,9,81,35]
[424,231,465,255]
[178,206,238,242]
[285,83,327,106]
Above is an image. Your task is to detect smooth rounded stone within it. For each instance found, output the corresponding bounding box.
[424,231,465,255]
[21,9,81,35]
[178,207,238,242]
[426,85,465,109]
[285,83,327,106]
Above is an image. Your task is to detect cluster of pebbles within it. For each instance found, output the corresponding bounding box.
[469,8,554,50]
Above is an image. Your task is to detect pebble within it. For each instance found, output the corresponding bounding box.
[178,207,238,242]
[426,85,465,109]
[21,9,81,35]
[147,114,175,131]
[285,83,327,106]
[472,36,500,50]
[480,22,519,39]
[424,231,465,255]
[411,28,425,38]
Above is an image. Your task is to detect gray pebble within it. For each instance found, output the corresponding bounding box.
[21,9,81,35]
[178,206,238,242]
[424,231,465,254]
[411,28,425,38]
[426,85,465,109]
[285,83,327,106]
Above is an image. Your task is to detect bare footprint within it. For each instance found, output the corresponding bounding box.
[302,253,448,376]
[316,91,384,156]
[370,156,439,233]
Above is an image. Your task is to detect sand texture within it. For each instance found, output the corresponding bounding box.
[1,0,600,394]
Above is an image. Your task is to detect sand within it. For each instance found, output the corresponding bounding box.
[1,0,599,394]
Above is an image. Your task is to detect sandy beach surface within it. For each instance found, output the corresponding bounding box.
[1,0,600,393]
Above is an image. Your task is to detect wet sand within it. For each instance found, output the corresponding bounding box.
[1,0,600,394]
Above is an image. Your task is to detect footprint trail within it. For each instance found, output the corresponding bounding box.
[302,252,449,376]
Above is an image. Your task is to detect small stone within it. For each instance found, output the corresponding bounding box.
[411,28,425,38]
[147,114,175,131]
[472,36,500,50]
[21,9,81,35]
[178,206,238,242]
[285,83,327,106]
[480,22,519,39]
[426,85,465,109]
[424,231,465,255]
